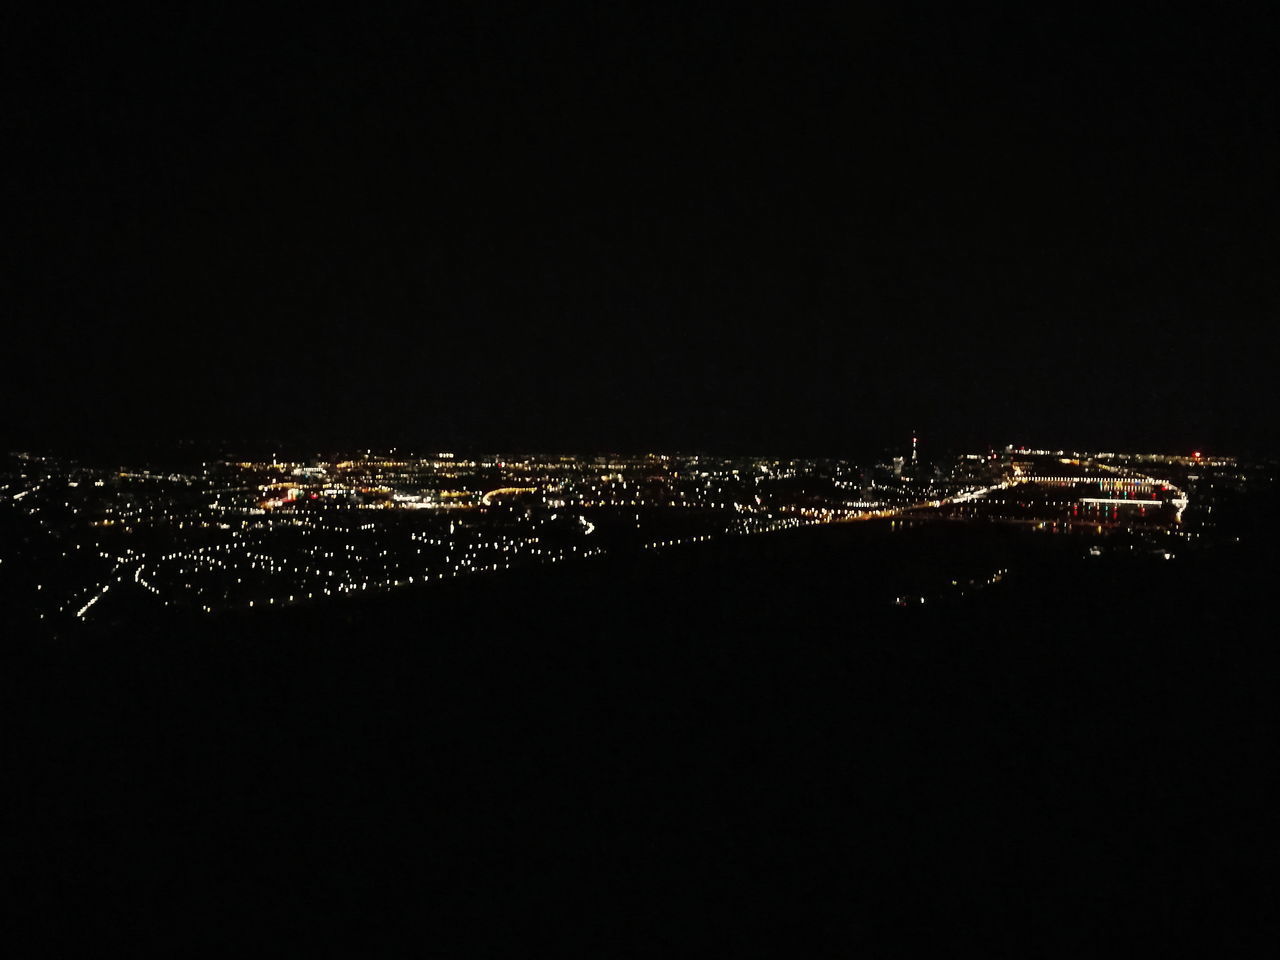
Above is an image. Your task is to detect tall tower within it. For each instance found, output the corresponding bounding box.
[911,431,918,464]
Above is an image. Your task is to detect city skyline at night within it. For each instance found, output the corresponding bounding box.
[3,440,1251,627]
[6,4,1277,953]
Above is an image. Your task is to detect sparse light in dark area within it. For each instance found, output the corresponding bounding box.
[4,4,1277,953]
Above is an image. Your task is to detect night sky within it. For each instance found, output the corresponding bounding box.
[6,4,1277,455]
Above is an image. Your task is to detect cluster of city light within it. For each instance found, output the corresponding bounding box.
[6,453,880,619]
[2,445,1222,622]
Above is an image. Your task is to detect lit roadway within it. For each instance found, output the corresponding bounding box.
[828,480,1019,525]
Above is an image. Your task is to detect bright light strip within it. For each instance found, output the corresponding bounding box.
[1079,498,1163,505]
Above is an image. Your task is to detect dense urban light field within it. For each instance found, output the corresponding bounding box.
[1,445,1246,624]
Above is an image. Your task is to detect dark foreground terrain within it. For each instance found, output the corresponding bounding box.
[5,520,1276,953]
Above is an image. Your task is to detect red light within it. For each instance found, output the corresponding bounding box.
[1192,451,1201,459]
[309,493,319,500]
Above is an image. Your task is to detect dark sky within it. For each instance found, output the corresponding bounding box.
[5,3,1277,455]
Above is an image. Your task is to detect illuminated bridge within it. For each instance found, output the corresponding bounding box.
[1013,475,1170,487]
